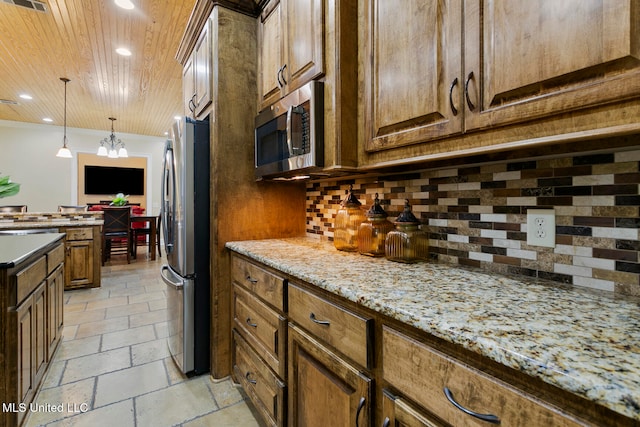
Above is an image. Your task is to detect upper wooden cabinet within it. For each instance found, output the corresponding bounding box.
[464,0,640,131]
[362,0,640,158]
[184,18,212,118]
[364,0,463,152]
[258,0,324,110]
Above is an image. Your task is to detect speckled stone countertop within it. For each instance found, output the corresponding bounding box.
[226,237,640,421]
[0,212,103,229]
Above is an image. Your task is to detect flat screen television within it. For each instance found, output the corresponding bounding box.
[84,165,145,195]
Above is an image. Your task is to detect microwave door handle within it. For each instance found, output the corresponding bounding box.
[286,105,305,156]
[286,105,294,157]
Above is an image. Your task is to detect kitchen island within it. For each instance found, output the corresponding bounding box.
[227,237,640,426]
[1,233,66,427]
[0,212,103,289]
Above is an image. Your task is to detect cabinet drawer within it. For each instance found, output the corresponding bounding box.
[233,331,285,427]
[231,255,285,311]
[382,326,584,427]
[46,244,64,274]
[233,284,287,378]
[16,256,47,305]
[288,283,373,369]
[64,227,93,241]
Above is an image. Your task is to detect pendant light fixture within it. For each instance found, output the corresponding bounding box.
[97,117,128,158]
[56,77,72,158]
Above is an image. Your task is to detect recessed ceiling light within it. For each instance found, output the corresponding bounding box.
[174,116,181,120]
[116,47,132,56]
[19,94,32,100]
[43,117,53,122]
[115,0,135,9]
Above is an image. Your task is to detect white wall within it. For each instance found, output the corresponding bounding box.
[0,120,166,213]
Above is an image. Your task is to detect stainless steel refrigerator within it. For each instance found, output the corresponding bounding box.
[160,117,210,375]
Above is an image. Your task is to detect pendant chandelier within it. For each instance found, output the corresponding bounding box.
[97,117,128,158]
[55,77,72,158]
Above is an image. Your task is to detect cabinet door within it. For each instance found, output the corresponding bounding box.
[65,240,94,288]
[193,18,212,117]
[364,0,463,152]
[47,264,64,357]
[283,0,324,93]
[464,0,640,130]
[33,282,47,385]
[382,390,445,427]
[183,55,195,117]
[16,294,34,408]
[288,324,371,427]
[259,1,284,109]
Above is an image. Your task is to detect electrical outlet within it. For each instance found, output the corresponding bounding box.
[527,209,555,248]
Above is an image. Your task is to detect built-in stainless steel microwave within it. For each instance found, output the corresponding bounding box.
[255,81,323,180]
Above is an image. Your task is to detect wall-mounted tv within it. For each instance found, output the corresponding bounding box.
[84,166,145,195]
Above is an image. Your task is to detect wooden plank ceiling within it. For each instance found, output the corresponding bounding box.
[0,0,196,137]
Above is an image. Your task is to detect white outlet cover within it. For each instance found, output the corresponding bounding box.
[527,209,555,248]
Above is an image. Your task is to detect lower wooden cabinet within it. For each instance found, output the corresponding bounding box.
[381,390,445,427]
[382,326,585,427]
[234,331,286,427]
[2,239,65,427]
[228,249,627,427]
[46,264,64,358]
[59,226,101,290]
[15,292,35,421]
[288,323,372,427]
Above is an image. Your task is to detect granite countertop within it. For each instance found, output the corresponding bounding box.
[226,237,640,421]
[0,234,66,268]
[0,211,103,229]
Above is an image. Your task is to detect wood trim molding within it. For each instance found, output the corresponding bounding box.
[176,0,261,65]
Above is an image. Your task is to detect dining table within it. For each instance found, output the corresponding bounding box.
[130,214,158,261]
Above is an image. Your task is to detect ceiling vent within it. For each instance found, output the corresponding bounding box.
[3,0,48,12]
[0,99,19,105]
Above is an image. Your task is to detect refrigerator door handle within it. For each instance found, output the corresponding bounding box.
[161,265,184,289]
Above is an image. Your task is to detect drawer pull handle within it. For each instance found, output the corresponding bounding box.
[443,387,500,424]
[310,312,330,326]
[245,372,257,385]
[355,396,366,427]
[246,317,258,328]
[245,275,258,284]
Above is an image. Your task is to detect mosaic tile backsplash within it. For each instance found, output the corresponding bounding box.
[306,149,640,296]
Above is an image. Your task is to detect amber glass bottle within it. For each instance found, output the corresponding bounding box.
[358,193,394,256]
[385,200,429,263]
[334,185,365,251]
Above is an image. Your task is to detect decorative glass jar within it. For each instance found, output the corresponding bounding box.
[385,200,429,263]
[334,185,365,251]
[358,193,394,257]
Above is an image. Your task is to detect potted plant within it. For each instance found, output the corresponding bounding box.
[0,174,20,198]
[110,193,129,206]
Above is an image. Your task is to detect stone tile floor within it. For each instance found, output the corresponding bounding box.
[24,253,261,427]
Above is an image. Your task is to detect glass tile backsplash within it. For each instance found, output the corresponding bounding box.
[306,148,640,296]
